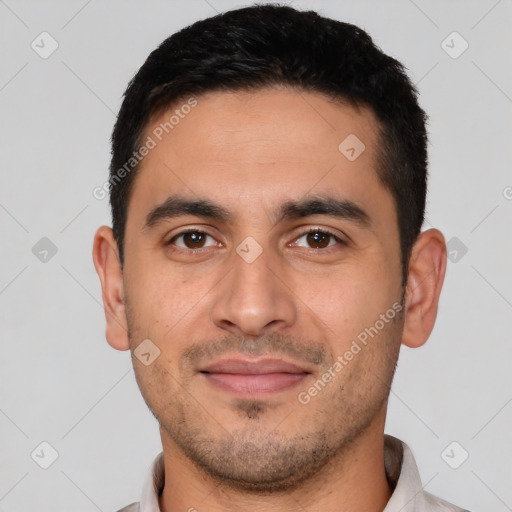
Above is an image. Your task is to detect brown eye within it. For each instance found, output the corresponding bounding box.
[306,231,331,248]
[293,229,343,250]
[168,231,216,250]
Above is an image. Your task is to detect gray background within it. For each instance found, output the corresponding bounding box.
[1,0,511,511]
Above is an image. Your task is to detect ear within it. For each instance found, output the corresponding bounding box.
[92,226,130,351]
[402,228,447,348]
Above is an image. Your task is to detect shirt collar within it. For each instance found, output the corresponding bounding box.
[139,435,430,512]
[140,450,164,512]
[382,435,429,512]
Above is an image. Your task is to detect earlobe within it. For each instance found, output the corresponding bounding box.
[92,226,130,351]
[401,229,447,349]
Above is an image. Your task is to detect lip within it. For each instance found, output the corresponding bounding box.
[200,357,312,397]
[201,357,310,375]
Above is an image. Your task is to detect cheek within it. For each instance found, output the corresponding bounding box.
[126,265,218,350]
[296,260,398,345]
[129,262,194,311]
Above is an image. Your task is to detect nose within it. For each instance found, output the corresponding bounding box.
[210,245,297,338]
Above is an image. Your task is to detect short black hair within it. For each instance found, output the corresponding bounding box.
[109,3,428,286]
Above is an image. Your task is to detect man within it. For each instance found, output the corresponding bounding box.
[93,4,468,511]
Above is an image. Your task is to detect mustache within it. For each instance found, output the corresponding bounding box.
[181,332,330,370]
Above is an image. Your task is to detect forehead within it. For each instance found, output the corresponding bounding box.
[127,87,395,234]
[144,87,380,163]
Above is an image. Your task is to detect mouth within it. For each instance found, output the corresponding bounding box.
[199,357,312,397]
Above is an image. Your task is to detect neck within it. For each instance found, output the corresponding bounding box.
[158,414,392,512]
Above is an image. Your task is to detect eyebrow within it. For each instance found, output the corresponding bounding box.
[143,194,372,230]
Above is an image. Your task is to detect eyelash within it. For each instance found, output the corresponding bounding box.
[165,227,346,253]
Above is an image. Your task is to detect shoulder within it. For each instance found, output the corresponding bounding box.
[424,491,470,512]
[115,502,140,512]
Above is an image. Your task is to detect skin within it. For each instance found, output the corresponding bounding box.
[93,86,447,512]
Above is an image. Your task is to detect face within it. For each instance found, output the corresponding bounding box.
[121,87,405,491]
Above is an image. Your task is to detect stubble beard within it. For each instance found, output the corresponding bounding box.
[127,299,404,493]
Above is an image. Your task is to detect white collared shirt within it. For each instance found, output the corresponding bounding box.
[116,435,469,512]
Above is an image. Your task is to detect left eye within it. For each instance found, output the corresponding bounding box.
[293,230,342,249]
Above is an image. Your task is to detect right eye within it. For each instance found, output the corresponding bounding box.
[166,230,219,251]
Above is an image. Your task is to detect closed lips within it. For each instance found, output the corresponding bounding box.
[200,358,311,375]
